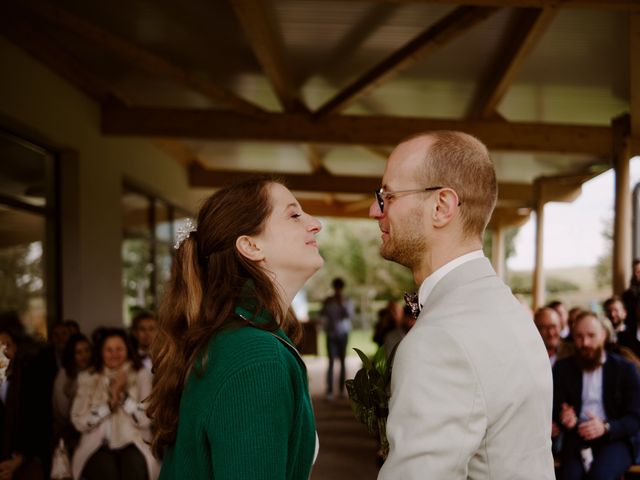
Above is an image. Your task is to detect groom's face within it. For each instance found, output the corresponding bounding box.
[369,138,431,270]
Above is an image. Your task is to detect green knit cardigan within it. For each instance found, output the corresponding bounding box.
[159,303,316,480]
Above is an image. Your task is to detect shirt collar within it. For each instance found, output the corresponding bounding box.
[418,250,485,309]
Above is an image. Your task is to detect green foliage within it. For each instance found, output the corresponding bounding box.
[0,243,43,313]
[345,346,393,459]
[508,271,580,294]
[483,227,518,262]
[305,219,414,329]
[595,219,613,289]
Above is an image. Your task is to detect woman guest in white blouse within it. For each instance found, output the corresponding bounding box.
[71,328,159,480]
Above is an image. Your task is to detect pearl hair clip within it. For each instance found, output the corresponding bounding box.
[174,218,197,250]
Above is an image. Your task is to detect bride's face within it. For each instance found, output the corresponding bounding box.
[252,183,323,280]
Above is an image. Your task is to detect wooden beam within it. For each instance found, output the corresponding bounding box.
[298,199,534,221]
[103,106,612,155]
[301,144,326,173]
[532,180,546,309]
[190,164,380,194]
[366,1,640,13]
[362,146,393,159]
[0,9,127,105]
[16,0,266,116]
[313,6,499,119]
[188,164,534,202]
[153,139,197,166]
[612,114,632,294]
[230,0,307,113]
[469,7,557,119]
[631,15,640,137]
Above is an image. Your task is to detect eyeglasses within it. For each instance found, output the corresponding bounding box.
[375,186,444,214]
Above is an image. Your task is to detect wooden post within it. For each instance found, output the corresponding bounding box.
[491,225,506,280]
[532,180,545,309]
[612,115,632,294]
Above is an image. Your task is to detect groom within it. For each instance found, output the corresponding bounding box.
[370,131,554,479]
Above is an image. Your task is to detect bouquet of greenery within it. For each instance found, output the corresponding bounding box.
[345,346,393,460]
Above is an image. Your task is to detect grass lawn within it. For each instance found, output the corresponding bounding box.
[314,329,378,358]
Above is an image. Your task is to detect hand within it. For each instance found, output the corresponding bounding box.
[578,411,607,441]
[551,421,560,438]
[0,454,23,480]
[109,370,128,409]
[560,403,577,430]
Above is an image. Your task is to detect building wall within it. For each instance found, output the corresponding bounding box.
[0,37,193,334]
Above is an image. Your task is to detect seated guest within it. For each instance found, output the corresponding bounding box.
[52,334,93,454]
[71,328,159,480]
[534,307,573,367]
[63,319,81,336]
[130,311,158,372]
[567,307,583,339]
[373,300,402,348]
[603,296,628,338]
[50,323,71,371]
[383,305,414,360]
[553,311,640,480]
[617,300,640,363]
[548,300,570,339]
[0,324,54,479]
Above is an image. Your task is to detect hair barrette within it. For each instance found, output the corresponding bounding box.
[174,218,197,250]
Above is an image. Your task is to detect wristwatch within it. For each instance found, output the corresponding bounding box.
[603,421,611,435]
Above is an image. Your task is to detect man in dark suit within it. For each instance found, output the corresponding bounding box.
[553,311,640,480]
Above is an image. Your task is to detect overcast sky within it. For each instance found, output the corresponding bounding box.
[507,156,640,271]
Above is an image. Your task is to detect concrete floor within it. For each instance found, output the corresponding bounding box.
[305,356,381,480]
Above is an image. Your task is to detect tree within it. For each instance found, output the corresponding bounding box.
[595,219,613,289]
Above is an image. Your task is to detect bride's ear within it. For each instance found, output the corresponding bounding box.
[235,235,265,262]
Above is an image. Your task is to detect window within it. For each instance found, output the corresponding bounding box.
[0,131,59,338]
[122,185,190,325]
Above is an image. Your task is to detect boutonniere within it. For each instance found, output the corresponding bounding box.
[345,346,393,460]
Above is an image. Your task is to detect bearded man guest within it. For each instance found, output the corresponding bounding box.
[553,312,640,480]
[370,131,554,479]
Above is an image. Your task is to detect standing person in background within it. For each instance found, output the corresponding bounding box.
[370,131,554,479]
[147,178,323,480]
[321,277,354,400]
[130,311,158,372]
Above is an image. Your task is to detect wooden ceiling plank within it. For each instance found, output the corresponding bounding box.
[188,164,534,202]
[470,7,557,119]
[0,9,127,105]
[17,0,266,116]
[313,6,500,119]
[631,14,640,138]
[230,0,307,113]
[365,1,639,13]
[103,106,612,156]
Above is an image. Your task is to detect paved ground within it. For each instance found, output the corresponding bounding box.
[305,356,381,480]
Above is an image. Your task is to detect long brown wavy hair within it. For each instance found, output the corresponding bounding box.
[147,177,301,458]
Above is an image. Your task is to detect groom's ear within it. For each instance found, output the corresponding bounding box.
[235,235,265,262]
[432,188,460,228]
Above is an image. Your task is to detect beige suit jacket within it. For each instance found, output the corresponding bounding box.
[379,258,554,479]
